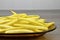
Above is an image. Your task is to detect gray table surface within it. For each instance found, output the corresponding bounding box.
[0,10,60,40]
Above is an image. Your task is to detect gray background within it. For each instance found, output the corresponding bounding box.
[0,0,60,10]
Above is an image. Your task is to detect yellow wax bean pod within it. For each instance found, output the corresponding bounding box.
[45,22,54,27]
[10,10,27,18]
[0,17,6,20]
[0,29,7,33]
[33,29,44,32]
[14,24,48,31]
[0,20,10,24]
[19,20,29,24]
[4,19,17,25]
[18,13,28,18]
[7,27,24,30]
[5,29,34,33]
[38,19,45,23]
[10,10,17,15]
[27,15,40,19]
[18,18,33,24]
[0,25,13,29]
[9,10,18,18]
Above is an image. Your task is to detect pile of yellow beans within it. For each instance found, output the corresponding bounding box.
[0,10,54,33]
